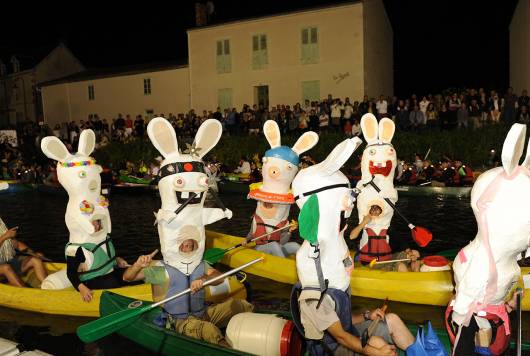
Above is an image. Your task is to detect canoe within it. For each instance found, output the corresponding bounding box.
[395,185,472,198]
[118,174,154,185]
[0,180,35,193]
[205,230,530,310]
[101,292,530,356]
[0,262,246,317]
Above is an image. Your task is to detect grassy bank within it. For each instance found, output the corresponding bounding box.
[94,124,517,169]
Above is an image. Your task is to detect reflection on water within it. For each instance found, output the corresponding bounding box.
[0,189,527,355]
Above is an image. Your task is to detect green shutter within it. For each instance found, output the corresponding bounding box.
[218,88,233,111]
[252,34,267,70]
[302,81,320,103]
[216,40,231,73]
[301,27,319,64]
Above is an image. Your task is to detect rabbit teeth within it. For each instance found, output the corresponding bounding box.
[368,160,393,177]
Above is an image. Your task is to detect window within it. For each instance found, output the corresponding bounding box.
[301,27,319,64]
[301,81,320,103]
[88,84,95,101]
[216,39,231,73]
[217,88,233,111]
[145,109,154,120]
[143,78,151,95]
[252,34,268,70]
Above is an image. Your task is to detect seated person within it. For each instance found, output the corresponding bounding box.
[123,239,253,347]
[233,157,251,175]
[396,163,416,185]
[415,160,438,185]
[432,159,456,187]
[0,224,48,287]
[453,159,474,186]
[66,219,129,302]
[350,205,420,272]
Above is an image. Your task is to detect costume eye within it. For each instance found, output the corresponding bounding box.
[286,164,293,171]
[174,176,185,188]
[387,147,394,155]
[78,171,87,178]
[369,149,376,156]
[198,176,209,187]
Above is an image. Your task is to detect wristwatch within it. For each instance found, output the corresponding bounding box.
[363,310,371,321]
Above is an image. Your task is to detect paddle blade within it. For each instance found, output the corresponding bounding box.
[412,226,432,247]
[77,302,150,343]
[203,247,227,264]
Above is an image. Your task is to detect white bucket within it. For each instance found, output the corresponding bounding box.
[41,269,72,290]
[226,313,295,356]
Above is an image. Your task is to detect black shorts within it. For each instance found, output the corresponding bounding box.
[84,268,126,290]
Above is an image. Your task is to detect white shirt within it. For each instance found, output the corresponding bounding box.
[376,100,388,114]
[331,103,343,118]
[234,161,251,174]
[319,113,329,127]
[419,100,430,113]
[343,104,354,119]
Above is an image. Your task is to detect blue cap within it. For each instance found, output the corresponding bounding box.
[264,146,299,166]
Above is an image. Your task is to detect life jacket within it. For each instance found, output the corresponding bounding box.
[444,303,510,356]
[441,167,456,186]
[460,165,474,186]
[359,228,392,264]
[164,261,206,319]
[290,283,358,356]
[65,235,116,282]
[252,214,289,246]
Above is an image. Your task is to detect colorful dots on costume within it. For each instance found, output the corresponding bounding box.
[79,200,95,215]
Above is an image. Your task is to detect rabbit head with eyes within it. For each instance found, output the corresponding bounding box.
[356,114,398,228]
[293,137,363,290]
[450,124,530,334]
[247,121,318,248]
[148,117,231,274]
[41,130,111,244]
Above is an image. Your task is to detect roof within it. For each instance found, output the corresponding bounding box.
[187,0,361,32]
[39,61,189,87]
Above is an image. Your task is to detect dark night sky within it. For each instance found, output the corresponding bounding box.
[0,0,519,97]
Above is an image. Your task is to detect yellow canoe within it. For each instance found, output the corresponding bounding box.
[205,230,530,310]
[0,262,246,317]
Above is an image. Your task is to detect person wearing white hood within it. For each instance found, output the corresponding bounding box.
[290,137,415,356]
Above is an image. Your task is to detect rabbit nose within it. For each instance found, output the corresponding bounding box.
[89,180,98,191]
[268,166,281,179]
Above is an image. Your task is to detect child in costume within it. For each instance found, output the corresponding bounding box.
[126,117,251,345]
[354,114,419,271]
[446,123,530,355]
[246,120,318,257]
[40,130,127,302]
[290,137,415,355]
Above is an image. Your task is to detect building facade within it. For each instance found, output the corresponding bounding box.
[40,64,190,128]
[187,0,392,111]
[40,1,392,124]
[0,43,84,126]
[510,0,530,94]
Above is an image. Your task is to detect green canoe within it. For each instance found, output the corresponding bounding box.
[101,292,529,355]
[395,185,472,198]
[118,174,153,185]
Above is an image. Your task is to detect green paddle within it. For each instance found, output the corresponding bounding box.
[77,256,264,343]
[204,222,295,264]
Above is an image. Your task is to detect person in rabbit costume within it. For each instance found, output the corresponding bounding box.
[290,137,414,356]
[246,120,318,257]
[40,130,126,302]
[445,123,530,355]
[352,114,420,272]
[136,117,251,346]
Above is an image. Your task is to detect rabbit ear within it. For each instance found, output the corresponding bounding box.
[292,131,319,156]
[41,136,70,162]
[378,118,395,144]
[78,129,96,156]
[263,120,281,148]
[194,119,222,158]
[147,117,180,159]
[501,123,526,176]
[360,113,379,144]
[318,137,363,176]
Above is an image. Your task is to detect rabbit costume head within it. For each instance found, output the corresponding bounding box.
[293,137,363,291]
[148,118,230,274]
[356,114,398,229]
[451,124,530,325]
[41,130,111,244]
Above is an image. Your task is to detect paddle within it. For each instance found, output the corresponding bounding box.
[517,287,523,356]
[18,249,53,262]
[208,189,227,211]
[361,299,388,347]
[77,256,264,343]
[363,176,432,247]
[368,258,410,268]
[204,221,295,264]
[167,192,198,224]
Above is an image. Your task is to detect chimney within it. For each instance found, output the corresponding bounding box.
[195,2,207,27]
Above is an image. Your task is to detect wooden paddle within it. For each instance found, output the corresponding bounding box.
[204,221,296,264]
[77,256,265,343]
[367,299,388,336]
[517,287,523,356]
[363,176,432,247]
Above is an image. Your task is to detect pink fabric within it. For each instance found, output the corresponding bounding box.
[457,249,467,264]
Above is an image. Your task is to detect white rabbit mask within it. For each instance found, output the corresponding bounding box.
[148,117,228,273]
[452,124,530,325]
[41,130,110,245]
[293,137,363,291]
